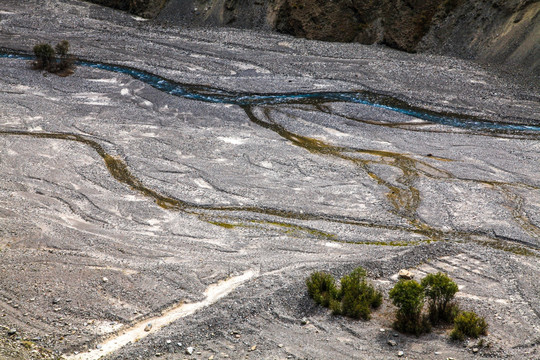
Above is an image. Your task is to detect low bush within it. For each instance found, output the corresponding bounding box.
[32,40,75,75]
[338,267,382,320]
[421,272,459,324]
[306,267,382,320]
[55,40,70,57]
[306,271,338,307]
[389,279,430,335]
[450,311,488,340]
[33,43,55,70]
[54,40,74,72]
[388,272,488,339]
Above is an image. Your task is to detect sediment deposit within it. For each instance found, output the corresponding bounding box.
[0,1,539,359]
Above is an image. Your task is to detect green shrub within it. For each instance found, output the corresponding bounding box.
[329,298,342,315]
[348,266,367,279]
[306,267,382,320]
[338,267,382,320]
[421,272,459,324]
[389,279,430,335]
[32,40,74,74]
[33,43,55,69]
[306,271,338,307]
[55,40,70,57]
[451,311,488,340]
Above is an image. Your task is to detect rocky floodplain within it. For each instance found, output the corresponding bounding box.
[0,0,539,359]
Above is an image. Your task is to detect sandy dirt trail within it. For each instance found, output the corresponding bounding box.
[65,270,257,360]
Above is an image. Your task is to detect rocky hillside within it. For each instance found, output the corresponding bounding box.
[86,0,540,73]
[419,0,539,74]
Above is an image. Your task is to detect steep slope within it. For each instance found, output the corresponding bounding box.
[419,0,540,74]
[84,0,540,73]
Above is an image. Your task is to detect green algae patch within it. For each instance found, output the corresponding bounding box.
[251,220,337,240]
[208,221,239,229]
[478,240,538,257]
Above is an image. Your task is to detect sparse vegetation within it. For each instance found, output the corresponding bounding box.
[55,40,70,57]
[306,267,382,320]
[337,267,383,319]
[307,268,488,338]
[421,272,459,324]
[450,311,488,340]
[388,272,488,340]
[389,279,430,335]
[32,40,75,75]
[33,43,56,69]
[306,271,338,308]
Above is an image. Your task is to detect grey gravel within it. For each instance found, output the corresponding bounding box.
[0,1,538,360]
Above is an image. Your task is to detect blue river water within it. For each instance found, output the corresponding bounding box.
[2,52,539,133]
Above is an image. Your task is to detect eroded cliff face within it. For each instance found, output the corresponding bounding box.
[270,0,539,73]
[272,0,458,52]
[419,0,540,74]
[85,0,539,73]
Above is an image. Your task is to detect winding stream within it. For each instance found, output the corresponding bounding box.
[1,50,539,252]
[2,51,539,133]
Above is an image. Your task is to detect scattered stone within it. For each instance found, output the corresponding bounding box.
[393,333,399,337]
[301,317,309,325]
[155,353,162,357]
[186,347,194,355]
[278,344,283,348]
[7,328,16,336]
[102,277,109,283]
[52,298,61,304]
[166,339,171,344]
[435,351,441,355]
[177,342,182,347]
[144,323,152,332]
[397,351,404,357]
[380,328,385,332]
[398,269,414,280]
[473,348,479,353]
[250,345,257,351]
[388,340,397,347]
[208,356,214,360]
